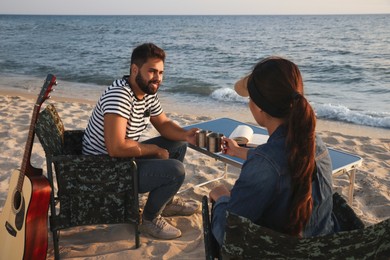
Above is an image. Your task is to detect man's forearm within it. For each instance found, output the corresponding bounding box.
[158,121,187,141]
[107,141,167,159]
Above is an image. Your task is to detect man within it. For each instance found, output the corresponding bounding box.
[82,43,199,240]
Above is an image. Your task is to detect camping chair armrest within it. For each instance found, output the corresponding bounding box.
[48,155,137,182]
[50,154,136,169]
[51,154,134,164]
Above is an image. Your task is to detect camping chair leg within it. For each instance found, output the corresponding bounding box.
[202,196,221,259]
[131,160,140,249]
[47,158,61,259]
[135,225,140,248]
[347,168,356,205]
[52,230,60,260]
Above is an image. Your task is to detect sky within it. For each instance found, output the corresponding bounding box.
[1,0,390,15]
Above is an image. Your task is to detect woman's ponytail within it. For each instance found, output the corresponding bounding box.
[285,94,317,236]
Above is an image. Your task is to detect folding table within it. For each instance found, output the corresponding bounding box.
[183,117,363,204]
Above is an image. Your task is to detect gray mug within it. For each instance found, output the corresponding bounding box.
[196,129,212,148]
[207,132,224,153]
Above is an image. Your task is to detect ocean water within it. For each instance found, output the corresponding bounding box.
[0,14,389,129]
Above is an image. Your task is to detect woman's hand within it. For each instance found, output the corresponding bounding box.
[209,185,231,202]
[222,137,238,156]
[222,137,249,160]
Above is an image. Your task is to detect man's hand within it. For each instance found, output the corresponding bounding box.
[185,128,199,145]
[154,145,170,159]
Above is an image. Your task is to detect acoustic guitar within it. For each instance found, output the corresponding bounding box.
[0,74,56,260]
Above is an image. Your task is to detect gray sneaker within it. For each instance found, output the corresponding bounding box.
[162,197,200,217]
[140,215,181,239]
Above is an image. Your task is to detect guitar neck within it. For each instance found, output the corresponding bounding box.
[16,104,41,191]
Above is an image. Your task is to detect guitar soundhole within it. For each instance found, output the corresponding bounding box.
[13,191,22,211]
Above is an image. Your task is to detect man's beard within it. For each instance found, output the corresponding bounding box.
[136,73,160,95]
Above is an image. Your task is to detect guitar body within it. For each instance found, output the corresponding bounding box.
[0,169,51,260]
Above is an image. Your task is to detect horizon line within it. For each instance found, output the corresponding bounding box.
[1,12,389,16]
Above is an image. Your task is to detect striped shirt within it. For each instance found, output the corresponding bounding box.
[82,76,163,155]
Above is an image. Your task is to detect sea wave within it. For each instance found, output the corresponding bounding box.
[210,87,246,103]
[210,88,390,129]
[314,104,390,129]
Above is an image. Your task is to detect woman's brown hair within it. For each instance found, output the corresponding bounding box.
[249,57,317,236]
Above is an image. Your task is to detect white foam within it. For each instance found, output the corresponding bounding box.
[210,87,247,103]
[315,103,390,129]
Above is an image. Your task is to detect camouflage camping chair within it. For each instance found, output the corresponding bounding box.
[35,104,140,260]
[202,193,390,259]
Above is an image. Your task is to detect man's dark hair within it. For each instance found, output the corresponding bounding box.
[131,43,166,68]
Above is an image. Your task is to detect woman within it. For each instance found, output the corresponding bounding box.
[210,57,335,245]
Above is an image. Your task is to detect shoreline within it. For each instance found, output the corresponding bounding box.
[1,73,390,139]
[1,87,389,140]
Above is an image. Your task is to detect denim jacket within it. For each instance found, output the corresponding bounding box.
[211,125,334,245]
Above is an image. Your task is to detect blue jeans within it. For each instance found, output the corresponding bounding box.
[137,137,187,220]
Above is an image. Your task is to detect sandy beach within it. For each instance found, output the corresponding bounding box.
[0,87,389,259]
